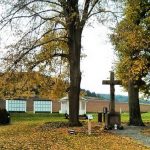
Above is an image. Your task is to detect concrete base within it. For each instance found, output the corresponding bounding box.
[105,112,121,127]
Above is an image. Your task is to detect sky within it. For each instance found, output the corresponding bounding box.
[81,23,127,96]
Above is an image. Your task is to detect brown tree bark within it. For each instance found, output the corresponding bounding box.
[66,2,83,127]
[128,80,144,126]
[68,30,82,126]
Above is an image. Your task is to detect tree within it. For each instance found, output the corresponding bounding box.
[111,0,150,126]
[0,71,68,100]
[0,0,120,126]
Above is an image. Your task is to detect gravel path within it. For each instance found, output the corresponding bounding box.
[111,125,150,148]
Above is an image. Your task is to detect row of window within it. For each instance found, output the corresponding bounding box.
[6,100,52,112]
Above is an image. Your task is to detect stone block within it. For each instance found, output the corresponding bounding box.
[105,112,121,128]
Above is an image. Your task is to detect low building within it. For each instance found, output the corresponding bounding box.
[1,97,150,113]
[59,96,88,115]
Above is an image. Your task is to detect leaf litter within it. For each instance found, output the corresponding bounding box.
[0,121,149,150]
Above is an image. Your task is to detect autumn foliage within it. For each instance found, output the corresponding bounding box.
[0,72,68,100]
[111,0,150,89]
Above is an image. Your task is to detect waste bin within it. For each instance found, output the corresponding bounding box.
[98,112,102,122]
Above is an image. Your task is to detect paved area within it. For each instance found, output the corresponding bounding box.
[111,125,150,148]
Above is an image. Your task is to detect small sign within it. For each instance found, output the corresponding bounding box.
[68,129,75,134]
[87,114,93,120]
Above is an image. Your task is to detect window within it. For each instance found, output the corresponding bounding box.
[34,101,52,113]
[6,99,26,112]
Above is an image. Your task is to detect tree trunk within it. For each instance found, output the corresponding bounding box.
[128,80,144,126]
[62,1,85,127]
[68,24,82,126]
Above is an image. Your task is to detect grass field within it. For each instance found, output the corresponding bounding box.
[120,112,150,122]
[89,112,150,123]
[9,112,150,124]
[0,112,149,150]
[10,112,66,123]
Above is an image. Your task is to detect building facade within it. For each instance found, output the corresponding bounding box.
[0,97,150,113]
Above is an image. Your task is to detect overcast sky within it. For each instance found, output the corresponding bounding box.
[81,23,127,95]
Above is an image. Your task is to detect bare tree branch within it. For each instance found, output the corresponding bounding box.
[80,0,91,27]
[13,36,67,65]
[28,52,69,70]
[1,0,62,24]
[87,0,99,18]
[88,10,120,22]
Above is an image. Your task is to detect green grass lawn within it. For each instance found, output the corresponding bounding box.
[141,112,150,122]
[121,112,150,122]
[87,112,150,123]
[10,112,66,123]
[10,112,150,124]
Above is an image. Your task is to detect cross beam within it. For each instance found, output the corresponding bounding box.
[102,71,122,113]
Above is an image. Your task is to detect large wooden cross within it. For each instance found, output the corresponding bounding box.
[102,71,122,113]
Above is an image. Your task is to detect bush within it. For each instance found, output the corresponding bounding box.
[0,108,10,124]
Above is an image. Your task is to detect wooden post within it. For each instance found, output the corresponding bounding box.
[87,114,93,135]
[88,119,91,135]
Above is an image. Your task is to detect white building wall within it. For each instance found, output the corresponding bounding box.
[60,101,69,114]
[60,100,87,115]
[79,101,86,115]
